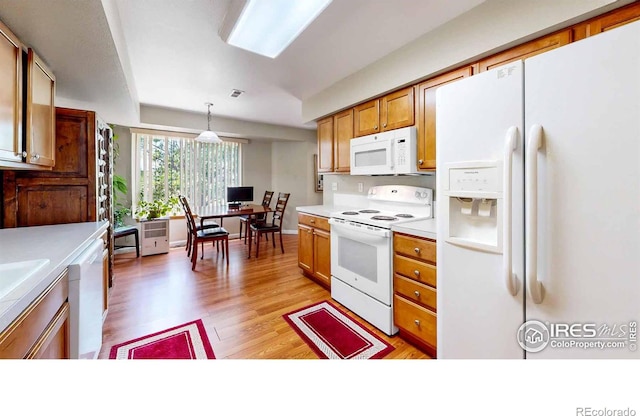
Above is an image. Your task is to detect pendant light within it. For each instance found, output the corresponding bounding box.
[195,102,222,143]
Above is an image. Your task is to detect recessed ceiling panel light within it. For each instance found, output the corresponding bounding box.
[221,0,332,59]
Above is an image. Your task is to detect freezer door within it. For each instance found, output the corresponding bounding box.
[435,61,525,358]
[524,21,640,358]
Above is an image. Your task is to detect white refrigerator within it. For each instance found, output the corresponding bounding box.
[435,20,639,358]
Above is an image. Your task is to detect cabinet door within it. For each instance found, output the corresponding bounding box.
[317,116,334,173]
[333,109,353,173]
[313,229,331,287]
[353,99,380,137]
[380,86,415,131]
[477,30,571,72]
[298,224,314,274]
[102,246,109,315]
[416,67,472,170]
[0,21,23,165]
[574,2,640,40]
[26,303,70,359]
[26,48,56,168]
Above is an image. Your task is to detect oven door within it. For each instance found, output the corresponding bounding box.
[328,219,392,305]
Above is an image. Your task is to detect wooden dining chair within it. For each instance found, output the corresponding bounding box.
[181,196,229,269]
[239,190,274,244]
[248,192,290,258]
[179,195,220,258]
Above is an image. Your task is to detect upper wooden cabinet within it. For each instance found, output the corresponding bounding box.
[317,109,353,173]
[333,109,353,173]
[26,48,56,168]
[477,30,571,72]
[0,19,56,170]
[354,86,415,137]
[573,2,640,41]
[416,66,473,171]
[317,116,334,173]
[0,20,23,165]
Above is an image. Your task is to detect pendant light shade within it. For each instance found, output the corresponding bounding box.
[196,103,222,143]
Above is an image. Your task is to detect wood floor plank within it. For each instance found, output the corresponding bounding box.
[99,235,431,359]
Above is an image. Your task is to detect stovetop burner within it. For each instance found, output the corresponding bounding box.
[395,213,414,218]
[370,215,399,221]
[359,209,380,214]
[341,211,359,215]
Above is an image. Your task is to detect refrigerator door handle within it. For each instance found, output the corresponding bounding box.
[503,126,519,296]
[526,124,545,304]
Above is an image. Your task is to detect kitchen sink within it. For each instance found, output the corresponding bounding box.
[0,259,50,299]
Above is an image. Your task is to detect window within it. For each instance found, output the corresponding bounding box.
[132,130,242,214]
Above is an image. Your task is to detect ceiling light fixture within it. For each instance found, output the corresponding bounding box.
[195,102,222,143]
[219,0,333,59]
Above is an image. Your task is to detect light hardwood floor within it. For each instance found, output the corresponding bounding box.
[98,234,431,359]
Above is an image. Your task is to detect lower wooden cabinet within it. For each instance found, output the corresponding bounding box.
[393,232,437,357]
[0,269,70,359]
[297,213,331,288]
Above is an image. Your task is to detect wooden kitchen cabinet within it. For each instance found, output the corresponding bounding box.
[0,20,23,167]
[354,86,415,137]
[2,108,114,286]
[416,66,473,171]
[297,213,331,288]
[393,232,437,357]
[0,269,70,359]
[317,110,353,173]
[573,1,640,41]
[477,30,571,72]
[333,109,353,173]
[25,48,56,168]
[317,116,334,173]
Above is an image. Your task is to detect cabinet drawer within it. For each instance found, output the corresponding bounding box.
[394,273,437,311]
[0,269,68,359]
[298,213,330,232]
[394,294,437,348]
[394,233,436,263]
[394,254,437,288]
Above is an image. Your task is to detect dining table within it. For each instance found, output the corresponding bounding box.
[194,204,273,258]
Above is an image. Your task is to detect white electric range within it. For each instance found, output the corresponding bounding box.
[328,185,433,336]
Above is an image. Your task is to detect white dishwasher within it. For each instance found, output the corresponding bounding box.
[68,238,104,359]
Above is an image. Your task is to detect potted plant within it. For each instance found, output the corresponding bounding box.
[135,196,179,220]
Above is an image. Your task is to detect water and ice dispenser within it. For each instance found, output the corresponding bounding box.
[442,161,503,253]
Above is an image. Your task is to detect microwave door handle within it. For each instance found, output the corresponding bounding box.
[388,139,394,171]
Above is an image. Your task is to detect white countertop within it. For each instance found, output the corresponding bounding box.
[0,221,109,333]
[391,218,437,240]
[296,205,351,218]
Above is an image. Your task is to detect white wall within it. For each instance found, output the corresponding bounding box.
[322,174,437,207]
[271,140,323,233]
[302,0,627,122]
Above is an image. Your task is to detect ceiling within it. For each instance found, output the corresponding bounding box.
[0,0,484,133]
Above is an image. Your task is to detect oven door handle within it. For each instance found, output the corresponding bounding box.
[328,218,391,240]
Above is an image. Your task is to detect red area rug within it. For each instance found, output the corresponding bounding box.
[283,301,395,359]
[109,319,215,359]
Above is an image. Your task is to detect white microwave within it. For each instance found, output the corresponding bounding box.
[350,126,419,175]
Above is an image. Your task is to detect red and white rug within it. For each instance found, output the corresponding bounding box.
[109,319,216,359]
[283,301,395,359]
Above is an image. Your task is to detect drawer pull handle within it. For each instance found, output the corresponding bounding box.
[310,219,315,223]
[414,270,420,277]
[414,290,420,297]
[414,247,420,254]
[414,319,421,327]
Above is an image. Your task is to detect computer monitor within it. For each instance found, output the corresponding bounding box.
[226,186,254,207]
